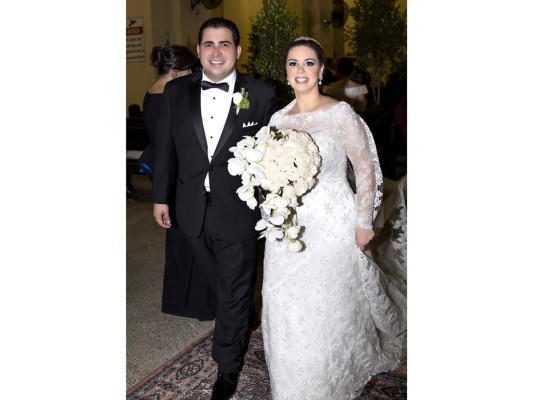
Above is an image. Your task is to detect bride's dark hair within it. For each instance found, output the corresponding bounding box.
[282,36,327,72]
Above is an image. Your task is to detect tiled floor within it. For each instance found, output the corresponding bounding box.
[126,173,215,388]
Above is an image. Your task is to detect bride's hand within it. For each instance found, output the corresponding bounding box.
[355,227,374,251]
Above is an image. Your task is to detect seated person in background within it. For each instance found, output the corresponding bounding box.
[322,56,368,115]
[128,103,143,119]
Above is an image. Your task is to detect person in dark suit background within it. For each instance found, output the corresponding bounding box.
[138,42,197,176]
[152,17,278,400]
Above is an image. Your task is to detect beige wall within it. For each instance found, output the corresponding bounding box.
[126,0,407,114]
[126,0,153,115]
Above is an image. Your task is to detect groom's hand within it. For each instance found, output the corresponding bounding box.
[153,203,171,228]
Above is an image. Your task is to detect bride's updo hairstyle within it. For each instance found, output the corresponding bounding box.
[283,36,327,72]
[150,42,197,76]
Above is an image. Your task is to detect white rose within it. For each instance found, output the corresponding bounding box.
[282,184,296,201]
[233,92,243,105]
[293,180,310,196]
[285,167,300,182]
[271,172,289,189]
[296,152,312,167]
[277,156,295,173]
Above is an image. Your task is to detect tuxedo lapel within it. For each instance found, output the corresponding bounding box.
[211,73,247,161]
[188,75,208,158]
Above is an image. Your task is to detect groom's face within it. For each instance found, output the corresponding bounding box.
[197,27,242,83]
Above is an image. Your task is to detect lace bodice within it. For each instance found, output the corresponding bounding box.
[269,100,383,229]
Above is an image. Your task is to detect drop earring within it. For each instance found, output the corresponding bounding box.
[287,79,291,86]
[319,75,323,85]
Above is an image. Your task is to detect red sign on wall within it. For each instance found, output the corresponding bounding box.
[127,17,145,63]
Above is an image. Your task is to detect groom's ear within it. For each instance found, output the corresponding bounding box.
[237,45,242,60]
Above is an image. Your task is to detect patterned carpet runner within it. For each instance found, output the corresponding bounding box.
[127,331,406,400]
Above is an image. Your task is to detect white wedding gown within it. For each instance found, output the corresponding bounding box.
[261,100,407,400]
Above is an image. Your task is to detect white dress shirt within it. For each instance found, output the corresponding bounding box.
[201,71,236,192]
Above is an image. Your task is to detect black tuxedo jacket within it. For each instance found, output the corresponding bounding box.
[152,70,278,243]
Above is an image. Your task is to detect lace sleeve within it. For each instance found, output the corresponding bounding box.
[337,102,383,228]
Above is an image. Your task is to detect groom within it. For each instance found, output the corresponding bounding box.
[152,17,278,400]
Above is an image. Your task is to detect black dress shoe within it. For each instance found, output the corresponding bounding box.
[211,372,239,400]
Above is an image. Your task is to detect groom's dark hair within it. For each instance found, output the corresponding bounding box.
[198,17,240,46]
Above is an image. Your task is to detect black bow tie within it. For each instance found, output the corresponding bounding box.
[201,80,230,92]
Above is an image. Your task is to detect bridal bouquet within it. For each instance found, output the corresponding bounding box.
[227,126,321,252]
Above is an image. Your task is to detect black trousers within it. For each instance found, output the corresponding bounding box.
[161,226,217,321]
[186,196,259,373]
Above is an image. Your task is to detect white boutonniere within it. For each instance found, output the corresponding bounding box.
[232,88,250,115]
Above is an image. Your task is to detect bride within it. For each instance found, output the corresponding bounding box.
[261,37,407,399]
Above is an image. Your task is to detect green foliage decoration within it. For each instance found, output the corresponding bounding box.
[345,0,406,106]
[243,0,301,106]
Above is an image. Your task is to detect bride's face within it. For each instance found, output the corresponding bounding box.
[286,45,324,93]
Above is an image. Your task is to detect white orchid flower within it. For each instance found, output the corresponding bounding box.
[255,218,270,231]
[246,196,258,210]
[285,225,301,240]
[269,214,286,226]
[247,163,265,182]
[227,157,246,176]
[255,126,270,144]
[237,185,255,201]
[241,147,264,163]
[273,196,289,209]
[265,227,284,242]
[287,239,303,252]
[237,136,255,150]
